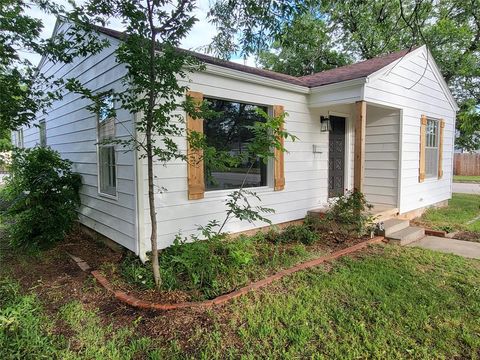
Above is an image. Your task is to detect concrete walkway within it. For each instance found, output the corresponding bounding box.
[409,236,480,259]
[452,182,480,194]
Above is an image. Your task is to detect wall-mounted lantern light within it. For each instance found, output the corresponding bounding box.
[320,116,332,132]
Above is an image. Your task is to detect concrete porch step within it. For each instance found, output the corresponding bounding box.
[380,218,410,237]
[387,226,425,246]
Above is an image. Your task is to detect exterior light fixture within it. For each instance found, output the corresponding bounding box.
[320,116,332,132]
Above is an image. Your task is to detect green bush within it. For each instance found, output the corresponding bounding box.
[271,224,320,245]
[320,190,375,242]
[160,234,257,298]
[0,147,81,248]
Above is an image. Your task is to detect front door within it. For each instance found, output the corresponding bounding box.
[328,116,346,198]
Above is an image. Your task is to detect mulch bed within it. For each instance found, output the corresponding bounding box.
[451,231,480,242]
[101,233,371,305]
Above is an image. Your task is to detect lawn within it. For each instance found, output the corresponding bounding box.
[453,175,480,183]
[2,244,480,359]
[415,193,480,234]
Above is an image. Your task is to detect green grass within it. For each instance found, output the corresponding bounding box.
[168,246,480,359]
[417,193,480,233]
[3,246,480,359]
[0,277,155,360]
[453,175,480,183]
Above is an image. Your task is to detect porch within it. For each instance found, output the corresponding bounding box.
[308,99,402,221]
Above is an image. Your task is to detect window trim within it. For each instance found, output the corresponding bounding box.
[425,117,440,180]
[96,96,118,199]
[202,96,274,194]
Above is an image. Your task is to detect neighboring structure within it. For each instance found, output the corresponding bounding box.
[18,22,458,260]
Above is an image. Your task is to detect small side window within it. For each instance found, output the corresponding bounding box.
[425,118,439,179]
[97,95,116,197]
[39,120,47,147]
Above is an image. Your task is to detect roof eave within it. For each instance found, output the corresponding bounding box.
[204,63,310,94]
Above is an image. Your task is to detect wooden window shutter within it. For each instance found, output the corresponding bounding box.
[273,105,285,191]
[186,91,205,200]
[419,115,427,183]
[438,119,445,179]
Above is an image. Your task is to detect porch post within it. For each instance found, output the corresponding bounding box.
[354,100,366,192]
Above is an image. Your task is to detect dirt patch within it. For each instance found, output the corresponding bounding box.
[452,231,480,242]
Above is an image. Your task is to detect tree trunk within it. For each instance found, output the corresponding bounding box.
[145,0,161,289]
[146,133,161,288]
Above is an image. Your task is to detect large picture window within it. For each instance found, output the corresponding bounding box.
[97,95,116,196]
[204,98,268,191]
[425,118,439,178]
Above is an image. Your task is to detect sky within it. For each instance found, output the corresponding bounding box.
[23,0,256,67]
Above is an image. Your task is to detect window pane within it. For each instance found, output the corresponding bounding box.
[425,119,439,178]
[99,146,116,195]
[425,148,438,177]
[204,98,268,191]
[39,121,46,147]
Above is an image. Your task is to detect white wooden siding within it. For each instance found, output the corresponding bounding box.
[22,23,138,252]
[364,48,456,213]
[141,72,333,250]
[363,105,400,207]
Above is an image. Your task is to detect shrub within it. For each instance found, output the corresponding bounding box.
[320,190,375,242]
[160,234,257,298]
[271,224,320,245]
[0,147,81,248]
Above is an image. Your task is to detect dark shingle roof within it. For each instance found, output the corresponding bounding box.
[299,48,414,87]
[95,25,412,89]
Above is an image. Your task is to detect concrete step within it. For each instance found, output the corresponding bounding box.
[380,218,410,237]
[387,226,425,246]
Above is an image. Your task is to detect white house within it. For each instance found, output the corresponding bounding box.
[17,23,458,260]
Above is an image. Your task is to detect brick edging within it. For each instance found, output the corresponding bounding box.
[91,236,385,311]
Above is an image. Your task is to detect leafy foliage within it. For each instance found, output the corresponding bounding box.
[120,231,313,300]
[197,109,297,238]
[0,147,81,248]
[270,224,320,245]
[258,12,351,76]
[308,191,374,243]
[0,0,108,131]
[210,0,480,151]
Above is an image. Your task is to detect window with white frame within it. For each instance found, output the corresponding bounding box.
[97,95,116,196]
[39,120,46,147]
[203,98,269,191]
[425,118,439,178]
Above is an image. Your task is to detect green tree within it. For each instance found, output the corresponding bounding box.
[0,0,108,132]
[67,0,204,288]
[209,0,480,151]
[258,13,351,76]
[66,0,296,288]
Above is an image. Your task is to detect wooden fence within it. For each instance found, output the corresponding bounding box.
[454,153,480,176]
